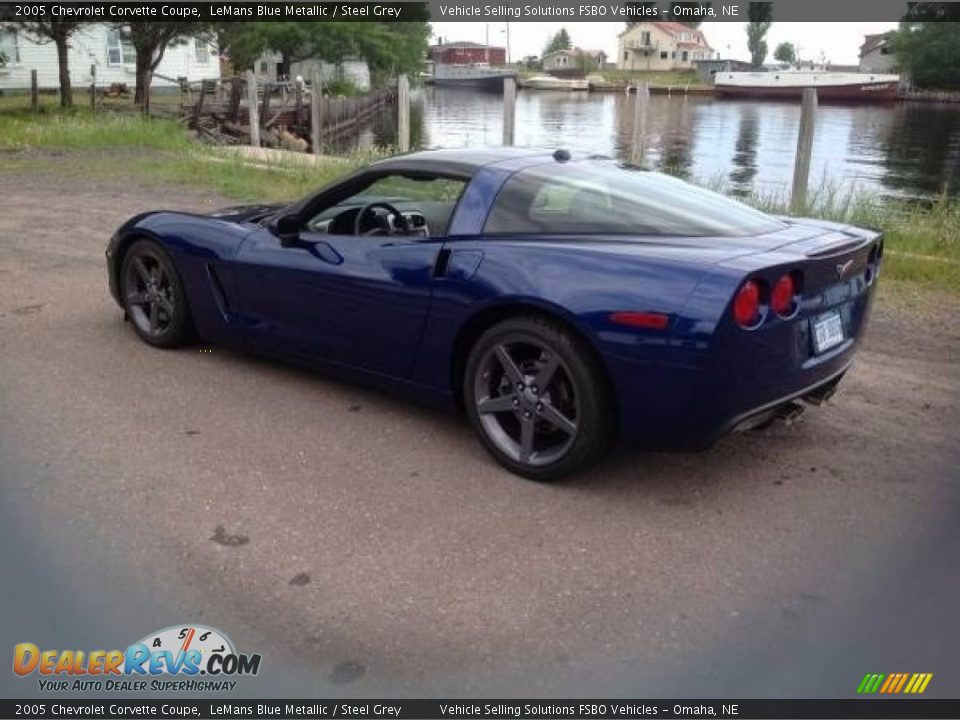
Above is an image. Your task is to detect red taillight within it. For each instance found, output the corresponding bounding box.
[771,274,796,317]
[733,280,761,328]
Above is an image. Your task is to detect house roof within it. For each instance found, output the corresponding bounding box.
[655,22,699,36]
[860,32,894,57]
[431,41,503,51]
[619,22,713,51]
[542,47,607,60]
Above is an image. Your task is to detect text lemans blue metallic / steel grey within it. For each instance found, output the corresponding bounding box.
[106,147,882,481]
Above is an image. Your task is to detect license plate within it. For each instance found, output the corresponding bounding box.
[812,311,845,353]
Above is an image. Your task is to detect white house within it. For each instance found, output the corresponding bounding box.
[617,22,714,71]
[254,51,371,91]
[541,48,609,75]
[0,24,220,93]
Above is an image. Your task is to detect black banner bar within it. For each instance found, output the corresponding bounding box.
[4,699,960,720]
[1,1,960,23]
[0,2,431,22]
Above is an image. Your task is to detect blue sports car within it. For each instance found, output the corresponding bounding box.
[106,147,881,480]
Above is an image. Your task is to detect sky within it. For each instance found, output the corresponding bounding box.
[429,22,899,66]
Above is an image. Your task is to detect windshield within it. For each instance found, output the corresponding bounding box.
[484,160,786,238]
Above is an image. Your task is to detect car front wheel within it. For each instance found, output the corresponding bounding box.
[464,316,613,481]
[120,239,193,348]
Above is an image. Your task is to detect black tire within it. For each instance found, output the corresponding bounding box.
[120,239,193,348]
[463,315,614,481]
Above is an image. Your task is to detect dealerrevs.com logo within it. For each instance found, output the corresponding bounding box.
[13,625,261,692]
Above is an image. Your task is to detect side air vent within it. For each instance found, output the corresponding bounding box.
[205,263,231,319]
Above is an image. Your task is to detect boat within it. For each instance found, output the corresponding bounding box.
[431,62,516,91]
[521,74,590,91]
[714,70,900,102]
[586,73,625,91]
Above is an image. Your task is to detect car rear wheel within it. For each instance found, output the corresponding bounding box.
[120,239,192,348]
[464,316,613,481]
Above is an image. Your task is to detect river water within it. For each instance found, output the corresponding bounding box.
[337,85,960,201]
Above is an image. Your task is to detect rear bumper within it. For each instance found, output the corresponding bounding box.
[712,361,850,440]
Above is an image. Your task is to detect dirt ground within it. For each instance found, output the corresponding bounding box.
[1,165,958,698]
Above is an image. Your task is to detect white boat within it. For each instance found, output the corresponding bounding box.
[715,70,900,102]
[521,74,590,91]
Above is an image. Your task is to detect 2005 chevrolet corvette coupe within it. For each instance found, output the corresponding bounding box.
[107,147,881,480]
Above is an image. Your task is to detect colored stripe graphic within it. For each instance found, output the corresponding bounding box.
[894,673,910,693]
[857,673,933,694]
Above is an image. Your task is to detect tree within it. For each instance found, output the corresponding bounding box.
[747,3,773,67]
[892,22,960,89]
[120,22,213,111]
[217,22,270,73]
[773,41,796,63]
[15,21,81,107]
[543,28,571,56]
[218,22,430,86]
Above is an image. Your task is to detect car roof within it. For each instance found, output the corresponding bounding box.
[368,147,606,177]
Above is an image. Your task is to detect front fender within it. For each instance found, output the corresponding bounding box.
[107,212,253,344]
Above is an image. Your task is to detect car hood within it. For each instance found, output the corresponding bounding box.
[207,203,287,223]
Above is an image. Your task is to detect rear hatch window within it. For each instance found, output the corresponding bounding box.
[484,161,786,238]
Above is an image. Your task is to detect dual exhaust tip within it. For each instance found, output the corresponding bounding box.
[736,376,843,434]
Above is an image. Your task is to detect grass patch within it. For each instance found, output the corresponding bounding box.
[598,69,708,87]
[0,109,190,151]
[0,105,378,201]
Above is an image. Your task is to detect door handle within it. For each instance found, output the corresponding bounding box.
[309,241,343,265]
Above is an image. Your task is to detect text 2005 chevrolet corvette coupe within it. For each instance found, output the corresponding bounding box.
[107,148,881,480]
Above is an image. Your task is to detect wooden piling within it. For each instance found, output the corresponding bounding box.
[90,64,96,112]
[631,81,649,165]
[227,77,243,123]
[397,74,410,153]
[310,69,322,155]
[192,80,209,127]
[246,71,260,147]
[502,76,516,146]
[790,88,818,214]
[30,70,38,112]
[259,82,271,131]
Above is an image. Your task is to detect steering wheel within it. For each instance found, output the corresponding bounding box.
[354,201,408,236]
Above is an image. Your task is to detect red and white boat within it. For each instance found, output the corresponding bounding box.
[714,70,900,102]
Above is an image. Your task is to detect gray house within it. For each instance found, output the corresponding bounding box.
[541,48,607,78]
[860,32,897,74]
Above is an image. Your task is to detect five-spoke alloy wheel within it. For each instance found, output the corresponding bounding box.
[464,316,613,481]
[120,239,192,348]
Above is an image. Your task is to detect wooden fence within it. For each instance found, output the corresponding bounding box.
[180,75,395,153]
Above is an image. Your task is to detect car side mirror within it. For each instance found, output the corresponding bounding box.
[273,214,302,246]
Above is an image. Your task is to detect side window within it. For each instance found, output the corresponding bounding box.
[0,28,20,65]
[106,30,136,66]
[485,173,615,234]
[305,174,466,237]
